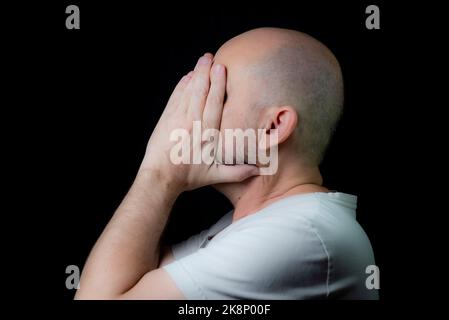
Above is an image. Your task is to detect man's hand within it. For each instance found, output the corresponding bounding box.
[140,53,259,193]
[75,54,259,300]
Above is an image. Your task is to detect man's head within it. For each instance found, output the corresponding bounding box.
[212,27,343,167]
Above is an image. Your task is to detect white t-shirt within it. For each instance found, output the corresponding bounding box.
[163,192,378,299]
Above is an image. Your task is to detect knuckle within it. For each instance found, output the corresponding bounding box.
[210,93,222,105]
[202,119,213,129]
[195,83,209,97]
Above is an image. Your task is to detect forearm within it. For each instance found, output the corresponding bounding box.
[75,168,180,299]
[74,55,256,299]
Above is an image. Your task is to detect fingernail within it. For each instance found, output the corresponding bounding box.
[197,55,211,66]
[204,52,213,59]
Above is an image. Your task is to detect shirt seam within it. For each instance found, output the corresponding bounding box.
[310,226,331,298]
[310,194,331,298]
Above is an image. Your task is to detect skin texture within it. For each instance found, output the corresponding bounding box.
[212,28,342,221]
[75,28,343,299]
[215,28,342,164]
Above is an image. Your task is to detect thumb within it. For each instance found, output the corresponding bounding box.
[211,164,260,184]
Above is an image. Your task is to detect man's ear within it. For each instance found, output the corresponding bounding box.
[259,106,298,149]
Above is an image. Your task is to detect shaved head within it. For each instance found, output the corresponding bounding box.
[214,27,343,166]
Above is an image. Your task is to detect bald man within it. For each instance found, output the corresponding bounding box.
[75,28,378,300]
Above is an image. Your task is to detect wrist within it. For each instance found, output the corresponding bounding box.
[136,166,182,199]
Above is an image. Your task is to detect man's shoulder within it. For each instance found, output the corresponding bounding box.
[220,192,369,263]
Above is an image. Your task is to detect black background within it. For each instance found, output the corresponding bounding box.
[5,0,428,308]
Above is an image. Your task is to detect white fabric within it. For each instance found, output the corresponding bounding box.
[163,192,378,299]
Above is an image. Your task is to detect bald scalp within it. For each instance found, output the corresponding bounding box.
[244,29,344,166]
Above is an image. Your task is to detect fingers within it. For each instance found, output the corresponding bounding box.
[210,164,260,184]
[203,63,226,129]
[167,54,220,122]
[187,54,213,118]
[166,71,194,110]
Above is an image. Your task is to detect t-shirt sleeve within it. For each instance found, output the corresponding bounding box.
[171,229,210,260]
[163,217,330,300]
[171,212,233,260]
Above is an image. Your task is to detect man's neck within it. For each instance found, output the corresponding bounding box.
[214,158,328,222]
